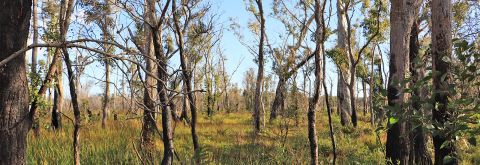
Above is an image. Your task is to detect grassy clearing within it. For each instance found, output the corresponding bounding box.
[27,110,479,164]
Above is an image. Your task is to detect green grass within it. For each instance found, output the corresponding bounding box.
[27,110,479,164]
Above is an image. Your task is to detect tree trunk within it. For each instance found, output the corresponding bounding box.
[141,0,158,161]
[348,72,358,127]
[431,0,457,164]
[52,63,64,130]
[376,46,386,125]
[0,0,32,164]
[308,1,324,163]
[59,0,80,164]
[336,0,353,126]
[270,77,286,121]
[385,0,419,164]
[362,79,367,116]
[148,1,175,162]
[253,0,265,134]
[172,0,200,151]
[102,59,110,128]
[318,0,336,161]
[409,20,433,165]
[338,71,351,126]
[31,0,40,135]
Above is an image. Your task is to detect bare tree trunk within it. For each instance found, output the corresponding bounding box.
[141,0,158,162]
[52,61,64,130]
[336,0,352,126]
[0,1,32,164]
[102,59,110,128]
[318,0,336,162]
[385,0,420,164]
[253,0,265,134]
[431,0,457,164]
[31,0,41,136]
[172,0,200,151]
[362,78,367,116]
[270,77,286,120]
[58,0,80,164]
[147,1,174,163]
[338,71,351,125]
[369,45,375,126]
[307,1,324,163]
[31,0,38,74]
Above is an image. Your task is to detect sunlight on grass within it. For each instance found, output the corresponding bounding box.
[27,111,479,164]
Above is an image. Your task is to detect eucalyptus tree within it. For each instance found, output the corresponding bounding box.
[385,0,421,163]
[269,0,315,121]
[253,0,266,133]
[431,0,457,164]
[306,0,325,163]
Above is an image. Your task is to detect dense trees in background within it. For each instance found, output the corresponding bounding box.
[0,0,479,164]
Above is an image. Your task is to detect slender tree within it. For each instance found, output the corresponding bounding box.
[140,0,158,162]
[252,0,265,133]
[307,0,325,163]
[172,0,200,151]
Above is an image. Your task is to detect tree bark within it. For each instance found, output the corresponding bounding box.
[59,0,80,164]
[409,20,433,165]
[270,77,286,120]
[307,1,324,163]
[0,0,32,164]
[148,1,174,163]
[336,0,353,126]
[253,0,265,134]
[141,0,158,162]
[431,0,457,164]
[52,62,64,130]
[172,0,200,151]
[338,71,351,125]
[385,0,420,164]
[102,58,110,128]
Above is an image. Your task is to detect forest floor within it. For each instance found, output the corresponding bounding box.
[27,110,480,164]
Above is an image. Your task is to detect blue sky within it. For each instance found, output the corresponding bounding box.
[29,0,388,98]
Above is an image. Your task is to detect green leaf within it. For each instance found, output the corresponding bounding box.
[440,141,450,149]
[389,117,398,125]
[443,156,455,164]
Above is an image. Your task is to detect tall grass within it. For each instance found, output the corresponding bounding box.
[27,111,479,164]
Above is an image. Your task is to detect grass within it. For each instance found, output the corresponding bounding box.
[27,110,479,164]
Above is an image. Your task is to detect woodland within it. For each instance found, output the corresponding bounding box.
[0,0,479,164]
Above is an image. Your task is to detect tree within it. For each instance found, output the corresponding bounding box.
[409,19,432,165]
[252,0,266,133]
[0,0,32,164]
[431,0,457,164]
[335,0,353,126]
[172,0,200,151]
[140,0,158,162]
[269,0,315,121]
[307,0,325,163]
[385,0,421,164]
